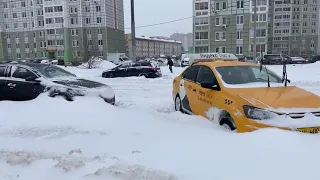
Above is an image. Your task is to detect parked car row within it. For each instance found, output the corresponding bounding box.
[259,54,320,65]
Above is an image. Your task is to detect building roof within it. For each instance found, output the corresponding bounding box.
[126,34,182,44]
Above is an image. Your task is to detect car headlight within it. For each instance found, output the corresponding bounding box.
[243,105,276,120]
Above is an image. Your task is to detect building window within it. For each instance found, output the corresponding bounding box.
[222,2,227,9]
[13,13,17,18]
[98,29,102,34]
[71,29,79,36]
[72,40,79,47]
[236,46,243,54]
[97,17,102,23]
[96,6,101,11]
[21,1,26,7]
[215,32,226,41]
[237,0,244,8]
[86,18,91,24]
[195,2,208,10]
[255,29,266,37]
[55,17,63,23]
[98,40,103,45]
[195,32,208,40]
[215,46,226,53]
[237,30,243,39]
[236,15,243,24]
[194,17,209,26]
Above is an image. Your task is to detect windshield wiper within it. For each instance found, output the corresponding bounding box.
[280,53,291,86]
[259,51,271,87]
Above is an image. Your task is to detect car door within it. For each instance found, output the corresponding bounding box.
[0,65,9,100]
[116,64,131,77]
[180,65,200,114]
[5,66,42,101]
[129,63,141,76]
[195,65,221,120]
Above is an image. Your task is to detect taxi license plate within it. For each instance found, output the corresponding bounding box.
[297,127,320,134]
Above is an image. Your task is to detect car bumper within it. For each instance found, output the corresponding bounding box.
[104,96,115,105]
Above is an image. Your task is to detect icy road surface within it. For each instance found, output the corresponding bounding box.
[0,62,320,180]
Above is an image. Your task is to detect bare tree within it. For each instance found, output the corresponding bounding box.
[78,37,102,69]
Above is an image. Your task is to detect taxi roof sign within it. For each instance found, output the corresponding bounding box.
[189,53,239,64]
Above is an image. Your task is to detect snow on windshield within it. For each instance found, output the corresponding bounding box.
[215,66,287,88]
[35,65,77,79]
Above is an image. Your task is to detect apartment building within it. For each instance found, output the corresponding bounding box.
[125,34,182,59]
[193,0,320,57]
[0,0,125,62]
[193,0,268,56]
[268,0,320,56]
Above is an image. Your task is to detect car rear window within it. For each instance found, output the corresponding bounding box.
[140,62,152,66]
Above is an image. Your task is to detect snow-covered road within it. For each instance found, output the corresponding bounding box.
[0,62,320,180]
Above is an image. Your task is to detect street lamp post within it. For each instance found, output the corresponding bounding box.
[131,0,136,62]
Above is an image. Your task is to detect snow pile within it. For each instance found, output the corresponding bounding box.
[0,149,92,172]
[83,164,178,180]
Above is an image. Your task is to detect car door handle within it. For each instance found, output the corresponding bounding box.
[192,89,196,92]
[7,83,16,87]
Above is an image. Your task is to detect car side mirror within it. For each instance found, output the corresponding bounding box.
[200,81,220,90]
[25,76,40,82]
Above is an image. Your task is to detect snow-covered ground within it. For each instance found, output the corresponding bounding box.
[1,61,320,180]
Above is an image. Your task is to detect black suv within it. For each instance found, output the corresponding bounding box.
[0,62,115,104]
[102,62,162,78]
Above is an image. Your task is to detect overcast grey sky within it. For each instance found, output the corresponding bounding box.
[123,0,193,37]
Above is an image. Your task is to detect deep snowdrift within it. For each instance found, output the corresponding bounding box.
[0,62,320,180]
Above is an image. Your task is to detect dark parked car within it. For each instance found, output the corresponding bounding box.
[0,62,115,104]
[102,62,162,78]
[308,55,320,63]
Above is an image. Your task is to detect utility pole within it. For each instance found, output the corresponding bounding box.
[253,0,257,62]
[131,0,136,62]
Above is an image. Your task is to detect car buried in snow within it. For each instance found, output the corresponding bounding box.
[172,53,320,134]
[0,62,115,104]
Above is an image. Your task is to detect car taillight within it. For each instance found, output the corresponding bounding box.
[148,67,156,71]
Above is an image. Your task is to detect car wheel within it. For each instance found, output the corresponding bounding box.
[49,91,74,101]
[175,95,183,112]
[139,73,148,78]
[220,118,236,131]
[104,73,114,78]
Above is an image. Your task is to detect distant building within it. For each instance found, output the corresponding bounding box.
[125,34,182,59]
[170,33,193,52]
[0,0,125,61]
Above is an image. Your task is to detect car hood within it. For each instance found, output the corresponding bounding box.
[227,86,320,112]
[52,78,107,89]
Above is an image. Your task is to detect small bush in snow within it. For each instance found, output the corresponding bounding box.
[79,56,103,69]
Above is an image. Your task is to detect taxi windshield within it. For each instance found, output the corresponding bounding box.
[215,66,282,85]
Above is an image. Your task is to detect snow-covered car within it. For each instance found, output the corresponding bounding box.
[0,62,115,104]
[172,52,320,133]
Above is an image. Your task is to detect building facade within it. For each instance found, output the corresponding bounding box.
[0,0,125,62]
[193,0,320,57]
[170,33,193,52]
[268,0,320,56]
[125,34,182,59]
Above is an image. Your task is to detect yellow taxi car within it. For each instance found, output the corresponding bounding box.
[172,53,320,133]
